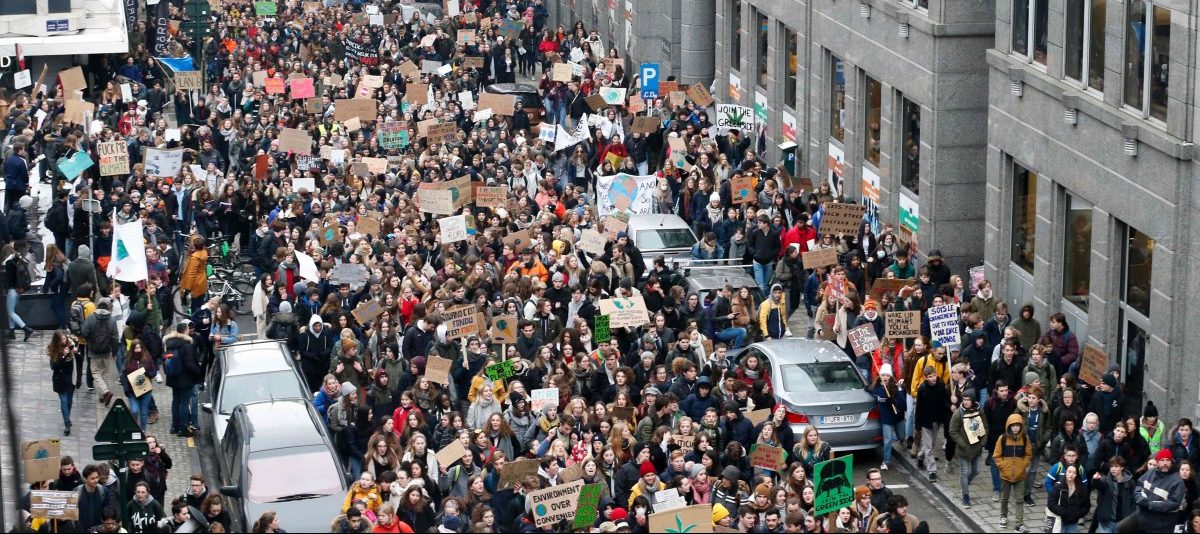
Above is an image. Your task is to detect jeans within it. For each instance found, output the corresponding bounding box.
[919,424,943,474]
[1000,480,1024,523]
[958,455,981,498]
[75,346,94,389]
[752,261,773,294]
[1023,442,1043,497]
[127,393,154,430]
[171,385,198,432]
[6,288,26,329]
[904,395,917,442]
[881,423,902,463]
[1096,520,1117,533]
[50,292,68,328]
[990,463,1002,492]
[190,291,206,315]
[348,455,363,482]
[58,389,74,426]
[1060,522,1079,533]
[978,387,989,408]
[717,327,747,350]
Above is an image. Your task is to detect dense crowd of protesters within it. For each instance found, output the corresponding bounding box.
[2,0,1197,533]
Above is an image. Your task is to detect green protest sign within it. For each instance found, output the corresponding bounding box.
[484,360,516,381]
[813,456,854,516]
[594,315,610,343]
[572,482,605,528]
[254,1,277,16]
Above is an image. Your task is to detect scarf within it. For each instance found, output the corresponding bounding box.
[706,205,722,222]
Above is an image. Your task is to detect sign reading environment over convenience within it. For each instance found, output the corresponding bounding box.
[528,479,584,526]
[715,104,757,133]
[927,304,961,348]
[597,295,650,329]
[596,173,656,216]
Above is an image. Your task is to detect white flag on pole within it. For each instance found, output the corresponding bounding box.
[107,220,148,282]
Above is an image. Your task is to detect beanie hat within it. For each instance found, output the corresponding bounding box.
[339,381,356,397]
[18,196,32,209]
[879,363,894,377]
[1156,448,1175,462]
[754,482,772,497]
[278,301,293,313]
[639,461,657,477]
[721,465,740,482]
[1102,374,1118,389]
[711,503,730,524]
[854,485,871,501]
[1024,371,1040,385]
[710,192,721,203]
[864,298,879,311]
[609,508,628,521]
[1144,401,1159,418]
[688,464,706,478]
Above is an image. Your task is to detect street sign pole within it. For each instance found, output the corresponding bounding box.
[93,399,149,523]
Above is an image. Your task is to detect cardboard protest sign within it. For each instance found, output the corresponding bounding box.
[404,83,429,105]
[424,356,453,385]
[573,483,605,528]
[29,490,79,520]
[484,360,516,381]
[290,77,315,99]
[304,97,323,113]
[334,98,377,122]
[417,189,454,215]
[631,116,659,134]
[749,444,787,472]
[490,315,518,344]
[884,311,922,339]
[59,67,87,96]
[687,83,714,107]
[463,56,485,69]
[443,305,479,340]
[251,70,268,86]
[593,315,611,343]
[530,388,559,413]
[870,278,913,300]
[611,405,636,425]
[362,157,387,175]
[801,247,838,269]
[476,186,508,209]
[654,489,688,511]
[350,301,385,325]
[578,229,608,256]
[22,439,60,483]
[926,304,961,348]
[601,216,627,240]
[819,203,867,236]
[175,71,202,90]
[278,128,312,154]
[597,296,650,329]
[426,122,458,143]
[435,439,470,469]
[584,94,607,111]
[648,505,713,534]
[264,77,286,95]
[658,80,680,94]
[963,413,986,444]
[457,29,476,44]
[478,93,516,115]
[745,408,773,425]
[97,141,129,176]
[501,229,532,252]
[676,434,696,455]
[1078,344,1108,386]
[63,99,94,125]
[499,459,541,490]
[127,367,153,397]
[552,62,573,82]
[848,324,882,357]
[730,175,755,204]
[528,480,584,527]
[813,456,855,516]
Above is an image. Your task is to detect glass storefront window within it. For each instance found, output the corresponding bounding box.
[1123,226,1154,317]
[1011,164,1037,274]
[901,98,920,195]
[830,55,846,142]
[863,75,882,166]
[1063,195,1093,310]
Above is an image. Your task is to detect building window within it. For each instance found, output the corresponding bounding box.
[785,26,798,109]
[1122,226,1154,317]
[1063,195,1093,311]
[906,0,929,9]
[863,74,882,166]
[1013,0,1049,65]
[731,0,743,72]
[756,11,769,87]
[48,0,72,13]
[1066,0,1107,91]
[1124,2,1170,121]
[1011,163,1037,274]
[901,98,921,195]
[0,0,37,15]
[830,55,846,142]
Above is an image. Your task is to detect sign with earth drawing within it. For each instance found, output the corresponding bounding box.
[596,173,656,216]
[715,104,757,133]
[813,456,855,516]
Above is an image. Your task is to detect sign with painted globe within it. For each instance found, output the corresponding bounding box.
[597,173,656,216]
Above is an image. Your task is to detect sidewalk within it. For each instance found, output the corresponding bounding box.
[0,335,196,530]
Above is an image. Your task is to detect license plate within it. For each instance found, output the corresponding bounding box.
[821,415,856,424]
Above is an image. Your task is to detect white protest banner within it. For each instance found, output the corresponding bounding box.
[578,229,608,256]
[715,103,757,133]
[528,479,584,527]
[553,120,590,152]
[530,388,558,413]
[292,177,317,193]
[654,489,688,512]
[294,251,320,281]
[927,304,961,348]
[13,70,32,90]
[595,173,657,216]
[438,214,468,244]
[143,148,184,178]
[599,86,627,105]
[107,220,148,282]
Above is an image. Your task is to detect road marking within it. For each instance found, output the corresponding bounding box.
[187,437,195,448]
[888,484,910,489]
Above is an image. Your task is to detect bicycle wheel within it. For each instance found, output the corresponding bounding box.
[233,261,257,280]
[230,278,256,316]
[171,285,192,319]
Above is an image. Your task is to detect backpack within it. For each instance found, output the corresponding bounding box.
[88,319,114,355]
[164,348,183,378]
[68,300,86,337]
[10,255,31,291]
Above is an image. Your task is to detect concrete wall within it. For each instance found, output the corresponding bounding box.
[546,0,695,81]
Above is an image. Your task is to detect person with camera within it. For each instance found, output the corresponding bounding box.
[48,330,79,435]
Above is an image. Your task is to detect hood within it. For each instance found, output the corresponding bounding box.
[308,314,323,335]
[163,331,192,348]
[1005,413,1025,435]
[966,329,986,345]
[92,308,112,320]
[131,494,157,508]
[127,310,145,330]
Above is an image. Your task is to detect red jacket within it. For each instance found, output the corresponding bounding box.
[781,224,817,257]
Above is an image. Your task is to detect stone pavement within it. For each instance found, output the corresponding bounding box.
[0,333,197,530]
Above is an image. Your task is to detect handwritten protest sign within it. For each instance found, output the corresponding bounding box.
[801,248,838,269]
[578,229,608,256]
[927,304,961,348]
[530,388,558,413]
[1078,344,1108,386]
[424,357,452,385]
[593,315,610,343]
[885,311,922,339]
[476,186,508,209]
[334,98,377,121]
[528,480,584,527]
[573,483,605,528]
[813,456,855,516]
[598,296,650,329]
[731,175,755,204]
[264,77,286,95]
[22,439,60,483]
[435,439,469,469]
[438,215,469,244]
[750,444,787,472]
[290,77,315,99]
[848,324,882,357]
[819,203,867,236]
[175,71,202,90]
[350,301,384,325]
[443,305,479,340]
[97,141,129,176]
[484,360,516,381]
[490,315,518,344]
[278,128,311,154]
[687,83,714,107]
[500,459,540,490]
[649,505,713,534]
[417,188,454,215]
[29,491,78,521]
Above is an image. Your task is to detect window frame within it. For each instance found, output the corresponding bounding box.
[783,25,798,109]
[0,0,37,15]
[1123,1,1169,124]
[1013,0,1049,68]
[1065,0,1106,94]
[903,0,930,11]
[756,10,769,88]
[1010,162,1038,275]
[730,0,743,73]
[1061,192,1093,312]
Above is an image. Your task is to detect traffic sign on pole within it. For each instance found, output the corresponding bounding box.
[94,398,142,443]
[93,399,148,524]
[640,63,660,99]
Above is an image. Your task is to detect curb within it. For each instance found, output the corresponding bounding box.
[891,449,988,533]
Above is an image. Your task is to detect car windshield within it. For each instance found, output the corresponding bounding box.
[247,447,342,503]
[219,373,306,415]
[780,362,866,393]
[636,228,697,250]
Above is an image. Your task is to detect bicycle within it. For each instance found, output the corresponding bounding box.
[171,267,257,318]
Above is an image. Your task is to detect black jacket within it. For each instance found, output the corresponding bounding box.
[747,226,781,265]
[400,322,434,361]
[163,332,203,390]
[1047,481,1090,523]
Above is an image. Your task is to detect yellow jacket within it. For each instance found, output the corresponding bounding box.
[71,298,96,345]
[178,249,208,296]
[340,481,382,513]
[628,480,665,508]
[468,375,508,404]
[908,354,950,397]
[758,296,789,337]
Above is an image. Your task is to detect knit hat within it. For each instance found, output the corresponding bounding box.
[688,464,706,478]
[697,376,711,388]
[639,461,657,477]
[609,508,628,521]
[864,298,879,311]
[854,485,871,501]
[879,364,894,377]
[1156,448,1175,462]
[338,381,356,397]
[710,192,721,203]
[552,272,565,284]
[599,522,618,533]
[1024,371,1040,385]
[721,465,740,482]
[439,515,465,532]
[411,355,427,375]
[754,482,772,497]
[18,196,32,209]
[278,301,293,313]
[1102,374,1118,389]
[76,245,92,261]
[643,386,661,396]
[1144,401,1159,418]
[711,503,730,524]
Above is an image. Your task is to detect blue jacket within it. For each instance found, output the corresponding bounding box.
[723,412,753,447]
[4,154,27,195]
[681,390,720,421]
[803,272,823,308]
[312,389,336,426]
[871,383,907,425]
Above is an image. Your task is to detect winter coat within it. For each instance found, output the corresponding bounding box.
[51,354,74,394]
[992,413,1033,482]
[984,395,1017,453]
[178,248,209,296]
[948,405,986,459]
[870,383,906,426]
[1133,467,1186,533]
[163,331,203,390]
[124,495,166,533]
[1015,396,1051,454]
[1091,469,1135,525]
[1047,481,1090,524]
[914,378,950,429]
[1044,326,1080,371]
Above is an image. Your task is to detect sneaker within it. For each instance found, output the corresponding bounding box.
[929,472,938,482]
[880,463,889,471]
[992,491,1001,502]
[998,516,1007,526]
[1023,495,1035,507]
[87,386,96,393]
[1034,481,1043,488]
[23,326,34,342]
[155,374,164,384]
[147,411,159,425]
[1016,525,1029,533]
[962,496,971,508]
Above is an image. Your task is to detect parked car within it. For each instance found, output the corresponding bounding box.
[217,400,348,532]
[201,340,309,448]
[483,83,546,126]
[684,268,763,306]
[736,338,882,451]
[627,214,698,266]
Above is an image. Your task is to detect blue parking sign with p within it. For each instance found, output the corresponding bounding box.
[640,63,659,99]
